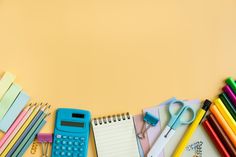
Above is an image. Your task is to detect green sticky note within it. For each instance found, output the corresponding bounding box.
[0,72,16,100]
[0,83,22,120]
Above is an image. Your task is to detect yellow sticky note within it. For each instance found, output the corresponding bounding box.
[0,72,15,100]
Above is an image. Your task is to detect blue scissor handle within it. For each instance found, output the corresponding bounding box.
[168,100,196,130]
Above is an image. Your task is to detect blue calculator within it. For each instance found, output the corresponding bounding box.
[52,108,91,157]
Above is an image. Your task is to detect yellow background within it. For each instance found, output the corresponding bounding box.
[0,0,236,156]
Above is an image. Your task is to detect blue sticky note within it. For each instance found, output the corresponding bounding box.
[0,91,30,132]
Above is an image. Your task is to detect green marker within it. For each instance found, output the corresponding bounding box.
[226,77,236,94]
[219,93,236,121]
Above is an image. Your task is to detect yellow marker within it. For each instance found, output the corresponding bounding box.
[0,104,42,156]
[172,99,212,157]
[214,98,236,134]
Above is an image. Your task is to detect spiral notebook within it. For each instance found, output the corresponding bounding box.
[91,113,140,157]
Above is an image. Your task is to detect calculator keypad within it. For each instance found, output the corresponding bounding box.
[53,134,86,157]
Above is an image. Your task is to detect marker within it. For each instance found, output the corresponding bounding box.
[206,114,236,156]
[219,93,236,121]
[172,99,212,157]
[214,98,236,134]
[223,85,236,107]
[210,105,236,147]
[202,119,230,157]
[225,77,236,94]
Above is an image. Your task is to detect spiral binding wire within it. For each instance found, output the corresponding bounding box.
[93,112,130,126]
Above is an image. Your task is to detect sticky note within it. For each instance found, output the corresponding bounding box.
[0,91,30,132]
[0,83,22,120]
[0,72,15,100]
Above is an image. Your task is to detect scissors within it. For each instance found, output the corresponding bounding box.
[147,100,196,157]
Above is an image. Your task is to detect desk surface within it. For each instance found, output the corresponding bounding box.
[0,0,236,156]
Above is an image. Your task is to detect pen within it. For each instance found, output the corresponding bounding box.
[172,99,211,157]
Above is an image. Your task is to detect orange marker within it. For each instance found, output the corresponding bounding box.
[210,105,236,147]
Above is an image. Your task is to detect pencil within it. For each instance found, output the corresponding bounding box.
[0,103,42,156]
[210,105,236,147]
[0,103,37,154]
[214,98,236,134]
[0,103,32,148]
[206,114,236,156]
[6,104,50,157]
[202,119,230,157]
[12,113,50,157]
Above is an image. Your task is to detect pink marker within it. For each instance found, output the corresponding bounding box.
[0,104,31,148]
[223,85,236,107]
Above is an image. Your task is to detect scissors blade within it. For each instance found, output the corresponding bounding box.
[147,126,175,157]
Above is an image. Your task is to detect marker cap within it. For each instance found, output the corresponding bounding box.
[202,99,212,111]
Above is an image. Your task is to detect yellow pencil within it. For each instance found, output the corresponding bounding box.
[214,98,236,134]
[0,103,42,156]
[172,100,212,157]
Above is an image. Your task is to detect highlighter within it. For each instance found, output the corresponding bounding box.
[172,99,212,157]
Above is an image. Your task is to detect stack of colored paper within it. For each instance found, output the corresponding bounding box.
[0,72,30,132]
[202,77,236,157]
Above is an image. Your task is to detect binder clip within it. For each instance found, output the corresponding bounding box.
[137,112,159,139]
[37,133,53,157]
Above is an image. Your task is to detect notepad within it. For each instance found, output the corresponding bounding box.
[91,113,140,157]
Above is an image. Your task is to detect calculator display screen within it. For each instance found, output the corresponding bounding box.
[61,121,84,128]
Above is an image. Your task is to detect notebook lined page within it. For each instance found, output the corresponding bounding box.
[92,114,140,157]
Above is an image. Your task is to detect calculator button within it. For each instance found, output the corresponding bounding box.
[78,154,83,157]
[80,137,85,141]
[73,153,77,157]
[56,134,62,138]
[68,141,73,145]
[62,141,67,145]
[74,137,79,140]
[55,146,60,150]
[56,140,60,144]
[54,151,60,155]
[73,147,78,151]
[68,147,72,151]
[61,151,66,156]
[80,142,84,146]
[79,148,83,152]
[67,152,72,156]
[62,135,67,139]
[68,136,73,139]
[62,146,66,150]
[74,141,79,145]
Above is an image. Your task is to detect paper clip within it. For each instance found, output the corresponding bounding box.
[137,112,159,139]
[37,133,53,157]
